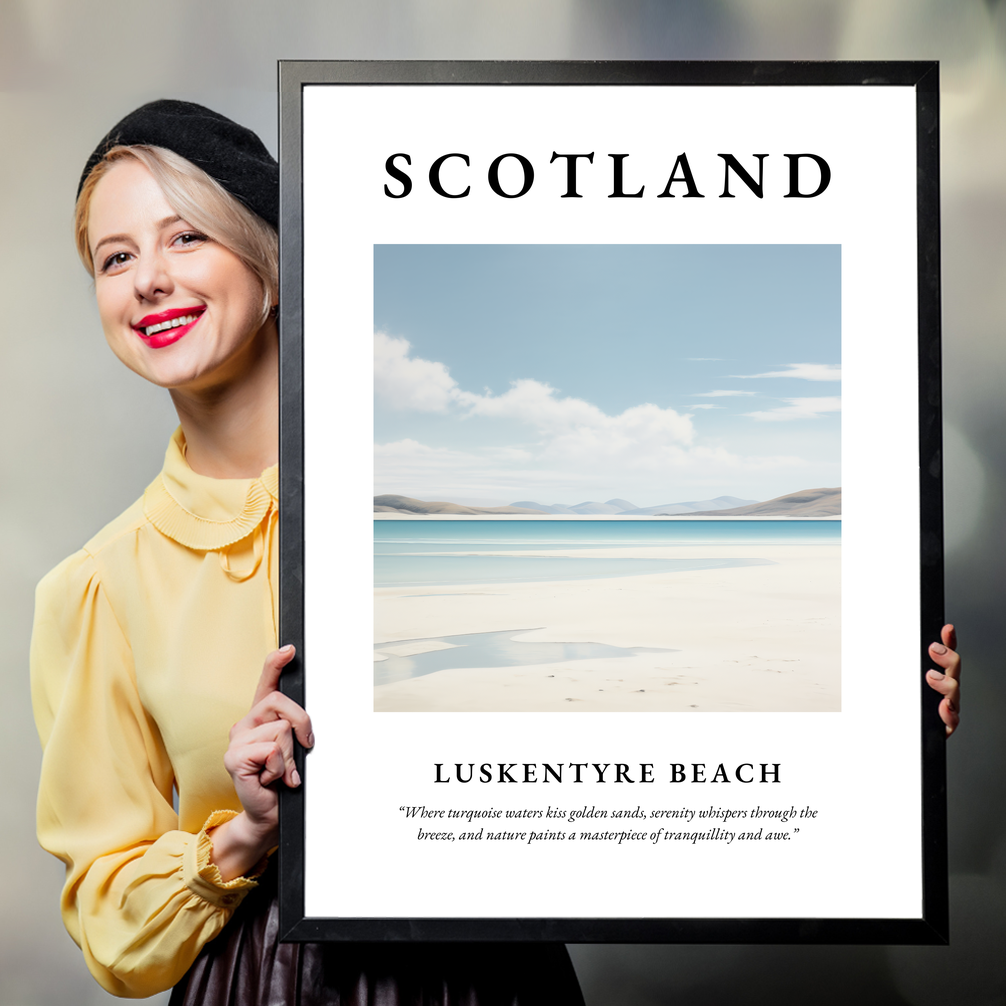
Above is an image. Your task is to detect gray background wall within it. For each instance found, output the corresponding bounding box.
[1,2,1003,1003]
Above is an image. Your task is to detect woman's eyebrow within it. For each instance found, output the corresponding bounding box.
[92,216,185,257]
[92,232,133,256]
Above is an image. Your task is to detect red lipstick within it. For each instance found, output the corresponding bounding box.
[132,306,205,349]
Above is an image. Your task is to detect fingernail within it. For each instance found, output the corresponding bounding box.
[931,643,947,655]
[292,768,301,787]
[280,644,295,654]
[306,732,315,748]
[928,669,944,680]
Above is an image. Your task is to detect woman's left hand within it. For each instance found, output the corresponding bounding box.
[926,624,960,737]
[209,645,313,881]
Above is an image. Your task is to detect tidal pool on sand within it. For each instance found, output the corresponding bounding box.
[373,628,676,686]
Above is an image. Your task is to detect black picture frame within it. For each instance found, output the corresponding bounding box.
[277,60,945,944]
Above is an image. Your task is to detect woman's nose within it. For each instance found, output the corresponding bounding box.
[133,249,173,302]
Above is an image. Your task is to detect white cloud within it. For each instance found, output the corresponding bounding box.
[375,334,698,469]
[457,379,700,475]
[732,363,842,382]
[745,397,842,422]
[374,331,459,411]
[373,333,834,500]
[690,404,721,410]
[495,446,534,462]
[461,378,694,449]
[375,435,810,501]
[693,389,756,397]
[374,438,473,468]
[374,438,595,499]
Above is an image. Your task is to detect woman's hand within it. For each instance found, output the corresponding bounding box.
[926,624,960,738]
[209,645,314,881]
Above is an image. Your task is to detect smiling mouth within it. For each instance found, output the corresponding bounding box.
[135,308,205,338]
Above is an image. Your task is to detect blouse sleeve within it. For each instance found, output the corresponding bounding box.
[31,549,262,998]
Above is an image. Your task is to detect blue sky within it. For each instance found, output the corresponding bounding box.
[374,245,840,506]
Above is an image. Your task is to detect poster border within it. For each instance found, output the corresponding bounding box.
[277,60,946,945]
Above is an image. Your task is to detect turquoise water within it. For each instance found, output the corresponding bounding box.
[374,628,677,685]
[374,519,838,588]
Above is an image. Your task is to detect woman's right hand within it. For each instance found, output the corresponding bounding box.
[209,645,314,881]
[926,624,961,737]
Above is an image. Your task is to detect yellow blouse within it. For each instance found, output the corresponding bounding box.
[31,428,279,998]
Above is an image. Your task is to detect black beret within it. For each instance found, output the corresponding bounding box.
[78,99,278,228]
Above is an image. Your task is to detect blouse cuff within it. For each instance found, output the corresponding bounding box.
[183,810,269,909]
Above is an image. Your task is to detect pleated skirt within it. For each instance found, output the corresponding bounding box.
[169,870,585,1006]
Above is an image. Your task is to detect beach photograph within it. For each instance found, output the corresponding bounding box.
[373,245,841,712]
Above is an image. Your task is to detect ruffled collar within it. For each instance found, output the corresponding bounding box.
[143,428,278,551]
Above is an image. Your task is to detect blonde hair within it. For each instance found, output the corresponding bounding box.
[75,145,278,322]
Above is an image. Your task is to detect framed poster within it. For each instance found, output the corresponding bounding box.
[277,61,946,943]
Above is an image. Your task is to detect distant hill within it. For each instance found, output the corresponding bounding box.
[374,494,548,515]
[511,500,626,515]
[568,501,626,515]
[619,496,758,516]
[683,487,841,517]
[510,501,577,514]
[508,495,757,516]
[376,493,770,516]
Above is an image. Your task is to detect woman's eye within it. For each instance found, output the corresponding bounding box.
[173,231,208,248]
[101,251,132,273]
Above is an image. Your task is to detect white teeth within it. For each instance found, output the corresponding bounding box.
[142,313,199,337]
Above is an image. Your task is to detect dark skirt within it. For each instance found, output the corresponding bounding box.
[169,870,585,1006]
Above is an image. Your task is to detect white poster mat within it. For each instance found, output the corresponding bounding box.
[300,84,919,920]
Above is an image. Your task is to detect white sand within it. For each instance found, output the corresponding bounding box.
[373,544,840,713]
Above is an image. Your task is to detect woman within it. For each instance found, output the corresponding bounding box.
[31,100,585,1003]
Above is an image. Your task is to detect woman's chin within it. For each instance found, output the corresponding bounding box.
[122,353,219,393]
[110,322,273,395]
